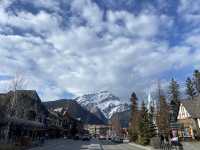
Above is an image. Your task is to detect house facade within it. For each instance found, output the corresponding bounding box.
[84,124,111,137]
[0,90,48,144]
[62,111,84,137]
[177,96,200,140]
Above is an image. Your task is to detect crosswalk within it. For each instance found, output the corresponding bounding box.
[88,144,102,150]
[81,143,102,150]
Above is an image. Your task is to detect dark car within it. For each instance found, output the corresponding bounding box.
[112,136,123,143]
[73,134,80,140]
[82,134,91,141]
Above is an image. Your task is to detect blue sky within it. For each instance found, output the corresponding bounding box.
[0,0,200,101]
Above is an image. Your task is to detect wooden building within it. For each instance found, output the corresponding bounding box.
[46,111,63,138]
[0,90,48,144]
[177,96,200,140]
[61,110,83,137]
[0,90,85,145]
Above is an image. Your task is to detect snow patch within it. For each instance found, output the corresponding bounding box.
[75,91,129,119]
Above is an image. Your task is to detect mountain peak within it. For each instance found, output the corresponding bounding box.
[75,91,129,119]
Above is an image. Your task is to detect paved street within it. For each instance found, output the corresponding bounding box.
[182,142,200,150]
[29,139,144,150]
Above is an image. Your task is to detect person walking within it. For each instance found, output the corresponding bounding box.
[160,134,165,149]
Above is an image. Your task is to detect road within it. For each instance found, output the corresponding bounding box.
[29,138,144,150]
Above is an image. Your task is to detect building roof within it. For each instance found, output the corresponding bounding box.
[8,90,40,101]
[181,96,200,118]
[0,90,41,105]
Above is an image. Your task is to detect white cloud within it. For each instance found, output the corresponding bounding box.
[0,0,200,102]
[0,4,61,36]
[185,34,200,49]
[178,0,200,24]
[106,10,158,38]
[70,0,103,28]
[26,0,61,11]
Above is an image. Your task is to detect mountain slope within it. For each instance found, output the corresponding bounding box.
[75,91,130,119]
[43,99,105,125]
[110,109,131,128]
[87,105,108,124]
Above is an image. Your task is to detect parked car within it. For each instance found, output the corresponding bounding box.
[108,137,112,140]
[123,138,130,143]
[82,134,91,141]
[99,135,106,140]
[112,136,123,143]
[73,134,80,140]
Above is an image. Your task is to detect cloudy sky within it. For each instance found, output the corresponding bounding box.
[0,0,200,101]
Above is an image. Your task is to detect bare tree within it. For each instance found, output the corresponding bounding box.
[5,72,26,142]
[111,115,122,137]
[8,72,26,116]
[9,72,26,91]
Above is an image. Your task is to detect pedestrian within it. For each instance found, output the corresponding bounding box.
[171,136,179,146]
[160,134,165,148]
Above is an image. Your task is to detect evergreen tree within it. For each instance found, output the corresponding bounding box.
[193,70,200,94]
[168,78,180,103]
[168,78,180,121]
[186,77,196,99]
[157,95,170,137]
[129,92,139,142]
[148,106,157,138]
[138,101,150,145]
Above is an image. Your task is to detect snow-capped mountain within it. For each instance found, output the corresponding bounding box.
[75,91,130,119]
[43,99,105,124]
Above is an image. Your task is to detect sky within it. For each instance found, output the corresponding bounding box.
[0,0,200,102]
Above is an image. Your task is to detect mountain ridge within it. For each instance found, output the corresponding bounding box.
[43,99,105,125]
[43,91,130,125]
[75,91,130,119]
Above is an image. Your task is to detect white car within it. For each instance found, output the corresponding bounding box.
[99,135,106,140]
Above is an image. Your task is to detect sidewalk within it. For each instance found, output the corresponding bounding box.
[129,141,200,150]
[182,141,200,150]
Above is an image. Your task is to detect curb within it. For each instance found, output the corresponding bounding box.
[128,142,153,150]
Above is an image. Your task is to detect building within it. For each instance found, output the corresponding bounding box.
[177,96,200,140]
[62,111,84,137]
[0,90,48,145]
[46,111,63,138]
[84,124,111,138]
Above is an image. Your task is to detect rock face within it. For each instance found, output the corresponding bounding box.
[75,91,130,119]
[87,105,108,124]
[43,99,105,125]
[110,109,131,128]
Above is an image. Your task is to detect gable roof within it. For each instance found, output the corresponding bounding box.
[0,90,42,104]
[181,96,200,118]
[0,90,48,114]
[8,90,40,100]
